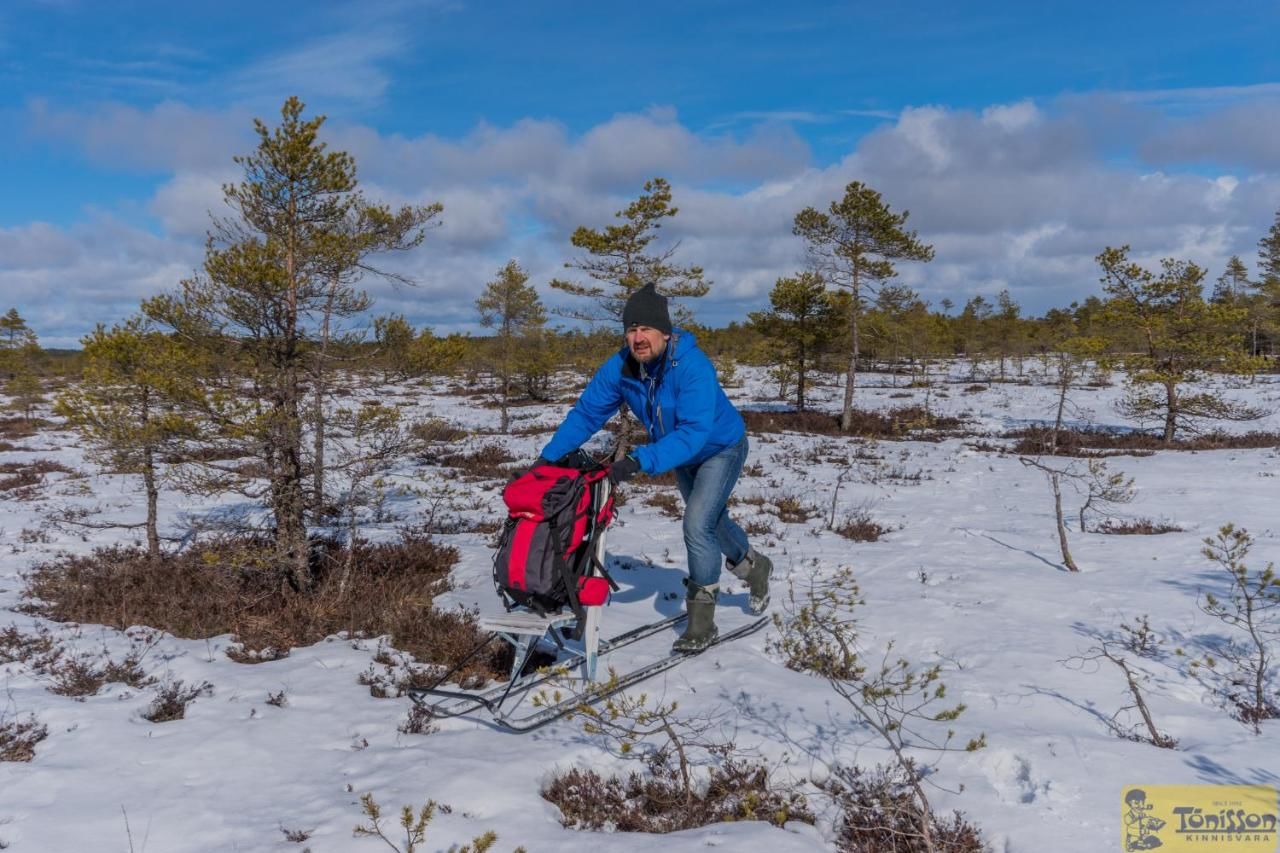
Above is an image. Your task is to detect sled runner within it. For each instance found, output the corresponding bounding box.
[409,609,769,733]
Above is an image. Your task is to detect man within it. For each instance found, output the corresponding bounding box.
[537,283,772,652]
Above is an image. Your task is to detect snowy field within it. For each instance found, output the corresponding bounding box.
[1,362,1278,852]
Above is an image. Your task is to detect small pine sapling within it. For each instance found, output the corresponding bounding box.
[1190,525,1280,733]
[770,568,986,853]
[568,673,730,806]
[353,793,520,853]
[1077,458,1135,532]
[1067,615,1176,748]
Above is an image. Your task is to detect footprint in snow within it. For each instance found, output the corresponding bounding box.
[981,750,1052,804]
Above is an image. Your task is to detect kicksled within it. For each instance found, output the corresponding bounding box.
[408,607,768,733]
[408,450,767,733]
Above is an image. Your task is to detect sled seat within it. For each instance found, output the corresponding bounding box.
[477,604,603,682]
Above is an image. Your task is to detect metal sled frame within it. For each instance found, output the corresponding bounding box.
[411,473,612,719]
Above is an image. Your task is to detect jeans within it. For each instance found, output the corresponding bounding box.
[675,435,750,589]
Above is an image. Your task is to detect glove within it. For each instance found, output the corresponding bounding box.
[512,457,550,480]
[608,455,641,486]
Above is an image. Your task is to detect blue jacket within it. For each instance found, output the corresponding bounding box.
[540,329,745,475]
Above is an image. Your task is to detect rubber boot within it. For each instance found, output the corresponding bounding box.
[673,581,719,654]
[727,548,773,615]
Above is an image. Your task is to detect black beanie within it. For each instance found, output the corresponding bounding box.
[622,282,672,334]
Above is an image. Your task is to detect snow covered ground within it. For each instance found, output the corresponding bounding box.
[1,362,1278,852]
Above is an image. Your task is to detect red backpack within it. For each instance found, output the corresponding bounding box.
[493,459,617,624]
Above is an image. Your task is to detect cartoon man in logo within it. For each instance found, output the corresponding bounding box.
[1125,788,1167,850]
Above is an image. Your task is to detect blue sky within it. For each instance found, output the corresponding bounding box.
[4,0,1280,344]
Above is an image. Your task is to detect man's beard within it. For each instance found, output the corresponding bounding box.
[631,341,664,363]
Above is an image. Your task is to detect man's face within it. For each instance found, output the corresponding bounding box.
[625,325,669,364]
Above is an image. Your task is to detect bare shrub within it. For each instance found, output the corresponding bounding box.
[23,530,510,684]
[834,511,893,542]
[0,469,39,494]
[544,760,813,833]
[409,418,468,444]
[279,825,312,843]
[1095,519,1182,535]
[0,458,74,477]
[743,407,966,441]
[145,678,211,721]
[44,646,152,696]
[767,493,820,525]
[437,442,516,480]
[143,678,212,722]
[0,623,56,664]
[644,491,683,519]
[47,655,110,697]
[542,672,811,832]
[744,518,778,537]
[0,417,42,440]
[0,714,48,762]
[398,702,439,736]
[822,764,987,853]
[1008,425,1280,456]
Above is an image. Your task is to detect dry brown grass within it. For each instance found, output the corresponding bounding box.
[437,442,516,480]
[0,418,45,440]
[410,418,469,443]
[22,530,510,683]
[1095,518,1183,535]
[0,623,57,664]
[824,764,987,853]
[143,679,212,722]
[764,493,820,525]
[0,715,48,762]
[1007,426,1280,456]
[644,491,683,519]
[743,518,778,537]
[833,511,894,542]
[544,760,813,833]
[0,458,76,496]
[743,406,966,441]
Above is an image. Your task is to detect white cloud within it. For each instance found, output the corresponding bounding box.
[27,99,251,172]
[228,31,407,105]
[13,90,1280,343]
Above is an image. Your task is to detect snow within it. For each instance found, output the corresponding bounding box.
[2,363,1278,851]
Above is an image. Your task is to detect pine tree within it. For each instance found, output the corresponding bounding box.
[864,283,915,379]
[992,289,1023,380]
[476,260,546,432]
[793,182,933,430]
[0,308,43,420]
[1213,255,1250,305]
[55,318,196,558]
[144,97,439,591]
[1254,215,1280,358]
[955,295,992,377]
[1097,246,1264,442]
[550,177,708,326]
[373,314,418,381]
[749,272,845,411]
